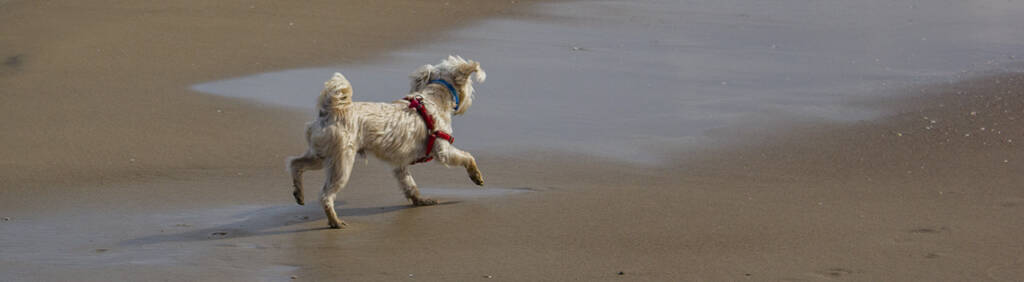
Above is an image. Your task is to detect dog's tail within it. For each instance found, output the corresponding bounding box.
[317,72,353,116]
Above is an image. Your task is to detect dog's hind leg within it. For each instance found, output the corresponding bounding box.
[320,148,356,229]
[393,166,438,206]
[287,151,323,205]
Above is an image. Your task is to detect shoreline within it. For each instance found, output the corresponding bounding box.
[0,0,555,187]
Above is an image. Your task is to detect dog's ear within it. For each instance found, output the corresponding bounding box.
[457,61,486,83]
[409,64,435,93]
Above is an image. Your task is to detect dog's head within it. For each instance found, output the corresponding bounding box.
[409,55,486,115]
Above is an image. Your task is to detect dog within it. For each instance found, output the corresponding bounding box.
[287,55,486,229]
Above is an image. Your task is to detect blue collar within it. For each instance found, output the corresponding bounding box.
[429,79,460,111]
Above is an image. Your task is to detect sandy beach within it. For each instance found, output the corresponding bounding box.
[2,0,1024,281]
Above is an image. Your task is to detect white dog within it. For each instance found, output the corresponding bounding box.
[288,56,486,229]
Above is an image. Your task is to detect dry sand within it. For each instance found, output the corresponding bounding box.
[2,1,1023,281]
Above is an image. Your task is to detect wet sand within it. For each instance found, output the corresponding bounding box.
[2,1,1024,281]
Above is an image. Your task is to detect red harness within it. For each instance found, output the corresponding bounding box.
[404,96,454,164]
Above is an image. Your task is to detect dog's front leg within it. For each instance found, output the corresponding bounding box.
[393,166,438,206]
[437,146,484,186]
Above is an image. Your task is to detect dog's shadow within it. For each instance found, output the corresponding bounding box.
[118,201,460,247]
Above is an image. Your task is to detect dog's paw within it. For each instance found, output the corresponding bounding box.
[327,220,348,229]
[412,197,439,206]
[293,190,305,205]
[469,170,484,186]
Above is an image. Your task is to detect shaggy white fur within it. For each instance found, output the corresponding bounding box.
[287,56,486,229]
